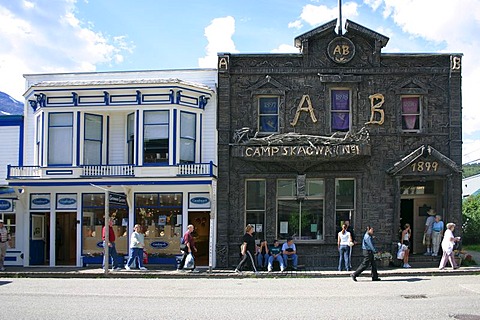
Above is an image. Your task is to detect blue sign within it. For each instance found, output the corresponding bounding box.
[150,241,169,249]
[32,198,50,205]
[59,198,76,205]
[191,197,209,205]
[0,199,12,211]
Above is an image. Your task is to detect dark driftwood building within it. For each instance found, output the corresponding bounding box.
[216,19,462,268]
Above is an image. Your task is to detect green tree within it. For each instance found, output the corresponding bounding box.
[462,194,480,245]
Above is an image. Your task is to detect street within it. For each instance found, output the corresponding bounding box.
[0,275,479,319]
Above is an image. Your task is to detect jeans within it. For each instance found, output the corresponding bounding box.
[283,253,298,269]
[126,247,144,268]
[103,242,122,269]
[352,249,378,279]
[268,254,285,271]
[431,231,442,255]
[338,245,351,271]
[257,253,269,268]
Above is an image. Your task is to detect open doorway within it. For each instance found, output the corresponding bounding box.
[188,211,210,266]
[56,212,77,265]
[400,199,414,246]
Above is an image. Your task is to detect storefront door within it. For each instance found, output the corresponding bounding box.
[56,212,77,265]
[401,197,436,254]
[30,213,49,265]
[189,211,210,266]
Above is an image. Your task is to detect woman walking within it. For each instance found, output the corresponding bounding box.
[125,224,147,270]
[337,223,353,271]
[235,224,258,275]
[439,223,461,270]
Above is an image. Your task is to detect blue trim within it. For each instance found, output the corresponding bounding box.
[76,112,81,165]
[105,115,109,164]
[199,114,202,160]
[19,117,24,166]
[0,115,23,126]
[135,110,139,165]
[46,170,73,175]
[41,113,45,166]
[10,180,212,187]
[173,109,177,165]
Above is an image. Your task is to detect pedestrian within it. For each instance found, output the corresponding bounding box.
[177,224,197,272]
[401,223,411,268]
[439,223,461,270]
[431,215,444,256]
[125,224,147,270]
[257,239,269,270]
[102,219,122,271]
[351,226,381,281]
[337,223,353,271]
[423,208,436,255]
[235,224,258,274]
[0,219,11,271]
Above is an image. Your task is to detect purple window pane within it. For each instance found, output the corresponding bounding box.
[402,97,418,114]
[332,113,349,131]
[332,90,349,111]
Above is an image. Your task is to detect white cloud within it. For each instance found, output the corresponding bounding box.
[292,2,359,27]
[288,20,303,29]
[198,16,238,68]
[270,44,300,54]
[0,1,133,100]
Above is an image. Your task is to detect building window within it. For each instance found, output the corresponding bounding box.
[258,97,279,133]
[127,113,135,164]
[335,179,355,232]
[401,96,421,132]
[0,212,16,249]
[331,89,350,132]
[84,114,103,165]
[277,179,324,241]
[134,193,182,256]
[81,193,128,256]
[48,112,73,165]
[180,111,196,163]
[143,111,169,164]
[245,180,266,240]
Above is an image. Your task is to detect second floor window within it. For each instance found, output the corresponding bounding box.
[401,96,421,132]
[48,112,73,165]
[331,89,350,132]
[127,113,135,164]
[143,111,169,164]
[258,97,279,133]
[180,112,196,163]
[84,114,103,165]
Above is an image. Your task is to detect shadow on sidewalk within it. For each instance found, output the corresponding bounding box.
[380,277,428,282]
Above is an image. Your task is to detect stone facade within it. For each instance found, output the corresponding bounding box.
[216,19,462,268]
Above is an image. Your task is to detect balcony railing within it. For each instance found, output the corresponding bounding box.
[7,162,217,180]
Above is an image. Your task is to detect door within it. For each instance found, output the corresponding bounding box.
[56,212,77,265]
[188,211,210,266]
[30,213,49,265]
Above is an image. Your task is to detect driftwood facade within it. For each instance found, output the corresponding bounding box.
[216,19,462,268]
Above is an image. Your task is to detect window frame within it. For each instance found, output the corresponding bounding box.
[330,88,352,133]
[245,179,266,241]
[143,110,170,165]
[401,95,422,133]
[257,96,280,134]
[47,112,73,166]
[127,112,135,165]
[179,111,197,164]
[83,113,103,165]
[335,178,356,233]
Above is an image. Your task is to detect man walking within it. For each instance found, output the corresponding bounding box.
[102,219,122,271]
[351,225,381,282]
[177,224,197,271]
[0,220,11,271]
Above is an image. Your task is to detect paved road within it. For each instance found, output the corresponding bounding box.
[0,275,479,320]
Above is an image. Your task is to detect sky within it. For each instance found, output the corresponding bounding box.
[0,0,479,164]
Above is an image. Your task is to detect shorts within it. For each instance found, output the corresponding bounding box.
[403,240,410,248]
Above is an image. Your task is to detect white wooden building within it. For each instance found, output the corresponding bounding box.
[7,69,218,268]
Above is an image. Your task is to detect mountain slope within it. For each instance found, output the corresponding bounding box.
[0,91,23,115]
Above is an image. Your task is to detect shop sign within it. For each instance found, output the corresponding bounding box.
[242,144,364,158]
[150,241,169,249]
[57,194,77,210]
[189,193,211,209]
[109,192,127,206]
[0,199,13,212]
[31,194,50,210]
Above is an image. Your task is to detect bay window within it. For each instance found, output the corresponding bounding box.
[143,111,169,164]
[84,114,103,165]
[48,112,73,165]
[180,111,196,163]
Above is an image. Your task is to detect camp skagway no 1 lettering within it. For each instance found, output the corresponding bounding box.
[216,16,462,269]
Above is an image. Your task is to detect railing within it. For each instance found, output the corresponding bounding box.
[177,161,217,177]
[7,165,41,179]
[82,164,135,177]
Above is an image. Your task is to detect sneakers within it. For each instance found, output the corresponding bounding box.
[125,265,131,270]
[234,269,243,275]
[139,267,147,271]
[176,269,185,272]
[267,268,272,272]
[403,263,411,268]
[423,252,431,256]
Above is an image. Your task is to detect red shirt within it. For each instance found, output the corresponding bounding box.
[102,226,116,242]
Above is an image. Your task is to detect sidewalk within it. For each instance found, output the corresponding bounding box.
[1,264,479,279]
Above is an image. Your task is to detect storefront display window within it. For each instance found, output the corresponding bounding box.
[0,213,15,248]
[81,193,128,256]
[277,179,324,241]
[335,179,355,231]
[245,180,266,240]
[135,193,182,256]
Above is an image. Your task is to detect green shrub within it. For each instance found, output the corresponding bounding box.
[462,194,480,245]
